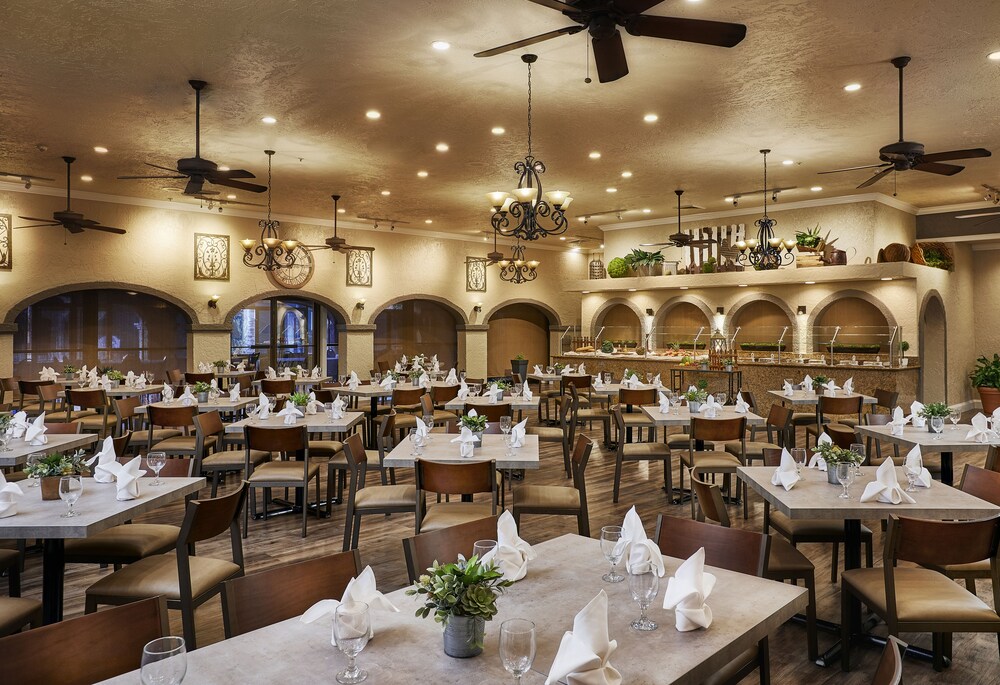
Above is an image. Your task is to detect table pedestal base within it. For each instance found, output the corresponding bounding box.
[41,538,65,624]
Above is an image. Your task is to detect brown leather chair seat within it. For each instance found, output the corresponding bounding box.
[152,435,216,453]
[725,440,779,464]
[249,461,321,483]
[0,597,41,637]
[526,426,563,441]
[355,484,417,508]
[75,413,110,430]
[135,428,182,446]
[308,439,345,457]
[766,536,815,573]
[769,510,874,539]
[619,412,655,428]
[622,442,672,459]
[845,567,1000,623]
[419,503,494,532]
[668,433,714,451]
[682,451,742,471]
[203,448,269,469]
[513,484,580,510]
[86,551,240,602]
[64,524,179,560]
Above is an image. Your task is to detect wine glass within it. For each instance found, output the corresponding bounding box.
[473,539,497,561]
[904,453,923,492]
[545,366,554,375]
[422,414,435,435]
[603,372,612,385]
[499,619,536,684]
[460,370,467,383]
[0,429,10,453]
[714,392,727,406]
[500,416,513,435]
[949,407,962,430]
[408,428,422,456]
[931,416,945,440]
[850,443,866,477]
[628,569,660,631]
[513,382,523,398]
[600,525,625,583]
[836,463,855,499]
[791,448,807,475]
[25,453,40,486]
[645,372,653,384]
[372,372,382,384]
[670,394,682,415]
[333,601,371,684]
[146,451,167,485]
[472,383,482,397]
[503,433,515,458]
[140,636,187,685]
[59,475,83,518]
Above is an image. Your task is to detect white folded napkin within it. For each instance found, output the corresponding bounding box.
[699,394,721,417]
[966,413,998,443]
[393,362,402,373]
[256,393,271,420]
[379,375,394,390]
[662,547,716,631]
[457,379,469,400]
[125,371,136,387]
[25,412,47,446]
[594,375,604,389]
[418,372,430,388]
[578,363,586,375]
[823,379,839,395]
[348,371,360,390]
[533,364,544,376]
[229,383,241,403]
[658,391,670,414]
[77,366,88,382]
[904,444,932,488]
[451,426,480,457]
[509,417,528,448]
[0,471,23,518]
[802,374,813,390]
[561,366,573,376]
[114,455,146,501]
[300,565,399,637]
[653,373,662,388]
[277,401,303,425]
[613,506,665,576]
[161,384,174,402]
[624,373,641,388]
[771,448,800,490]
[135,374,147,389]
[209,378,218,392]
[445,368,458,384]
[522,384,533,401]
[311,366,321,379]
[401,354,408,365]
[734,393,749,414]
[808,432,833,471]
[282,367,292,378]
[330,395,346,419]
[433,360,441,373]
[266,366,277,380]
[86,436,118,483]
[305,392,320,415]
[415,417,430,439]
[911,401,926,427]
[481,510,536,582]
[993,407,1000,425]
[100,373,112,390]
[891,406,911,426]
[545,590,622,685]
[860,457,916,504]
[486,382,499,403]
[843,377,854,394]
[39,366,58,381]
[178,387,198,406]
[236,360,247,372]
[198,361,209,373]
[9,411,29,439]
[87,368,99,388]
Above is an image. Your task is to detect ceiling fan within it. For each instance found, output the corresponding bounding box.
[640,189,716,247]
[16,156,125,235]
[118,80,267,196]
[819,56,991,189]
[302,195,374,254]
[0,169,53,189]
[474,0,747,83]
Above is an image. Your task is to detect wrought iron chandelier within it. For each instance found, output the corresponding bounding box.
[486,54,572,242]
[497,242,539,284]
[240,150,298,271]
[735,149,795,270]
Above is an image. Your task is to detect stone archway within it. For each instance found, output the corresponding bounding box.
[485,301,557,376]
[367,293,469,326]
[919,291,947,403]
[4,281,198,326]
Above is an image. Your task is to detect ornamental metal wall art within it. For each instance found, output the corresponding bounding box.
[194,233,230,280]
[346,247,373,287]
[0,214,10,270]
[466,257,488,292]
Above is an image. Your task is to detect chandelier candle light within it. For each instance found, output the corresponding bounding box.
[735,149,795,270]
[487,54,572,242]
[241,150,298,271]
[498,242,539,284]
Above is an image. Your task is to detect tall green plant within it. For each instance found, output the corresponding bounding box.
[971,354,1000,389]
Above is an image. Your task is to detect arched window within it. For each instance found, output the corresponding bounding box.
[487,303,552,376]
[374,300,459,371]
[231,297,344,371]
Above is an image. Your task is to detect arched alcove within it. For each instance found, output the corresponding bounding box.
[230,296,345,371]
[374,299,460,370]
[812,295,891,354]
[487,303,552,376]
[920,292,947,402]
[596,303,643,346]
[730,299,793,347]
[654,302,711,351]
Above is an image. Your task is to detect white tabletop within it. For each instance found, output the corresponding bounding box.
[855,423,995,454]
[0,476,204,539]
[137,397,256,414]
[383,434,540,470]
[444,395,537,411]
[60,384,164,398]
[97,534,805,685]
[253,376,332,388]
[223,411,365,435]
[0,433,99,467]
[527,372,561,383]
[641,405,765,427]
[766,389,876,406]
[593,382,661,396]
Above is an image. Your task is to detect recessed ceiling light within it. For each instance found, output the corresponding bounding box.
[738,284,748,287]
[642,208,652,214]
[436,142,449,152]
[366,110,381,120]
[989,51,1000,61]
[881,277,893,281]
[679,286,689,290]
[577,217,586,222]
[599,243,605,248]
[588,151,601,159]
[260,116,277,124]
[571,246,581,252]
[581,290,590,294]
[227,194,237,199]
[643,113,658,123]
[606,187,617,193]
[80,175,93,182]
[804,281,816,285]
[218,165,230,171]
[627,288,637,292]
[417,170,429,178]
[483,236,488,241]
[381,190,391,196]
[491,126,505,135]
[93,146,108,154]
[782,159,794,166]
[559,236,566,241]
[844,83,862,92]
[724,196,734,202]
[810,186,823,192]
[337,208,346,214]
[425,219,433,224]
[621,171,633,178]
[431,40,451,51]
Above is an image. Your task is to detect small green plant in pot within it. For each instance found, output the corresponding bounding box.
[25,449,89,500]
[460,413,488,449]
[192,381,211,402]
[898,340,910,366]
[624,248,665,277]
[685,380,709,412]
[601,340,614,354]
[812,443,861,484]
[63,364,77,375]
[919,401,952,433]
[810,375,830,392]
[290,391,310,407]
[106,369,125,383]
[970,354,1000,415]
[407,556,513,657]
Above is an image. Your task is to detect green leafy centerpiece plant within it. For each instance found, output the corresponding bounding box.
[624,248,665,277]
[510,353,529,380]
[685,380,709,412]
[290,391,310,407]
[213,360,228,371]
[811,375,830,392]
[795,224,824,251]
[63,364,77,375]
[919,402,951,432]
[25,449,89,500]
[601,340,614,354]
[812,443,861,484]
[193,381,211,401]
[970,354,1000,415]
[406,556,513,658]
[106,369,125,383]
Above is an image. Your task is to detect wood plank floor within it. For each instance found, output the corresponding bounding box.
[15,419,1000,684]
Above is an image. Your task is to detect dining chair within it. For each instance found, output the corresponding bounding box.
[617,387,658,443]
[528,387,574,478]
[420,392,458,425]
[85,485,247,650]
[610,405,671,504]
[863,413,901,465]
[987,445,1000,473]
[146,404,202,456]
[826,424,859,449]
[260,378,294,398]
[414,458,498,533]
[402,515,502,583]
[761,448,874,582]
[166,368,184,385]
[681,416,747,517]
[0,547,24,596]
[0,596,167,684]
[841,514,1000,672]
[570,384,611,450]
[193,411,267,497]
[841,388,898,429]
[243,424,321,538]
[0,594,41,638]
[0,377,17,406]
[689,468,818,661]
[222,549,362,638]
[340,432,417,551]
[870,635,907,685]
[465,402,512,423]
[805,395,863,448]
[16,379,52,413]
[513,435,592,536]
[653,514,772,685]
[66,387,110,436]
[392,387,427,439]
[34,383,76,422]
[725,404,792,466]
[184,372,215,384]
[43,421,83,435]
[432,382,460,411]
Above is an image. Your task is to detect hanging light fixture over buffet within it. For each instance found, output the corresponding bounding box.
[241,150,298,271]
[497,242,539,284]
[735,149,795,270]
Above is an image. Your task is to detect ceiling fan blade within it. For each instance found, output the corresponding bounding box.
[209,177,268,193]
[592,31,629,83]
[209,168,256,180]
[18,215,56,223]
[919,148,991,163]
[613,0,665,13]
[15,223,59,229]
[85,224,127,235]
[117,174,187,180]
[65,224,86,234]
[526,0,577,11]
[912,161,964,176]
[184,177,205,195]
[625,15,747,48]
[0,171,55,181]
[856,166,894,189]
[638,242,674,247]
[817,163,891,175]
[474,26,582,58]
[144,162,183,173]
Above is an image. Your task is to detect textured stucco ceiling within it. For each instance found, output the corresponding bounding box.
[3,0,1000,243]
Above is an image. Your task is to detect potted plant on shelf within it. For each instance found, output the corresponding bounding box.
[700,256,718,274]
[25,449,89,500]
[624,248,665,277]
[723,357,735,373]
[918,402,951,433]
[899,340,910,367]
[510,354,528,381]
[406,555,513,658]
[459,413,488,449]
[193,381,211,403]
[607,257,629,279]
[971,354,1000,415]
[812,443,861,485]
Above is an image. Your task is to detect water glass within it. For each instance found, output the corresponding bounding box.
[645,372,653,384]
[26,453,40,486]
[949,408,962,430]
[147,451,167,486]
[499,619,536,684]
[513,383,523,397]
[670,395,681,415]
[836,463,855,499]
[0,430,10,453]
[460,371,467,382]
[503,433,515,458]
[500,416,513,434]
[473,539,497,561]
[714,392,727,406]
[603,372,612,385]
[791,448,807,475]
[408,428,422,456]
[628,569,660,631]
[334,601,371,684]
[850,443,866,477]
[373,372,382,384]
[422,414,435,433]
[904,453,923,492]
[472,384,482,397]
[600,525,625,583]
[59,475,83,518]
[931,416,944,440]
[140,636,187,685]
[545,366,554,375]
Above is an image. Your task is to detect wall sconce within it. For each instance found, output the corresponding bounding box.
[716,306,725,315]
[473,302,483,313]
[356,299,366,310]
[797,305,807,315]
[208,295,220,309]
[645,307,654,316]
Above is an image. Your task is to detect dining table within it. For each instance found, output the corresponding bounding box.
[97,533,807,685]
[738,464,1000,666]
[0,475,204,624]
[444,394,537,412]
[382,433,540,471]
[766,388,877,406]
[855,422,992,486]
[223,411,365,436]
[59,384,164,399]
[137,396,257,415]
[0,432,99,467]
[252,376,331,391]
[641,404,765,428]
[337,382,458,448]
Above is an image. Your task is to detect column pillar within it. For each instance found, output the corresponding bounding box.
[338,324,375,378]
[187,324,232,371]
[458,324,489,378]
[0,324,15,377]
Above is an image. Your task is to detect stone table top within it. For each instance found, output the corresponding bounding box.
[444,395,537,411]
[0,433,99,467]
[59,384,164,398]
[223,412,365,434]
[641,405,765,427]
[383,434,540,470]
[97,534,806,685]
[137,397,257,414]
[766,389,876,405]
[856,423,996,454]
[593,382,660,396]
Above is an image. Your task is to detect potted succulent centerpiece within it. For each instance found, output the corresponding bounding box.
[460,413,488,449]
[919,402,951,433]
[25,449,89,500]
[290,391,310,410]
[624,248,665,277]
[971,354,1000,415]
[685,380,709,413]
[510,354,528,381]
[193,381,211,403]
[407,555,513,658]
[810,375,830,393]
[813,443,861,484]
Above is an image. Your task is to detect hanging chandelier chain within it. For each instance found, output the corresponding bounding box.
[761,148,769,217]
[526,59,533,158]
[266,153,273,222]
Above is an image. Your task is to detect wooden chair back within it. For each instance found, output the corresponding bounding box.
[222,550,362,638]
[874,389,899,412]
[117,456,193,477]
[313,388,336,404]
[619,387,656,407]
[654,514,769,578]
[193,410,224,441]
[569,435,593,499]
[865,413,892,427]
[46,422,83,435]
[260,378,294,396]
[0,596,169,685]
[691,416,746,442]
[66,388,108,411]
[817,395,863,421]
[870,635,906,685]
[343,432,370,486]
[166,369,184,384]
[764,404,793,445]
[184,372,215,384]
[179,481,248,551]
[112,431,131,459]
[419,393,434,416]
[415,459,497,497]
[826,425,857,449]
[886,514,1000,568]
[392,387,425,407]
[113,395,141,433]
[959,464,1000,507]
[987,445,1000,473]
[402,515,501,583]
[761,447,783,467]
[233,374,255,394]
[147,404,196,430]
[17,379,53,404]
[244,424,309,454]
[432,384,460,404]
[465,403,512,422]
[737,391,757,411]
[689,469,732,527]
[37,383,63,407]
[561,374,592,393]
[464,378,485,386]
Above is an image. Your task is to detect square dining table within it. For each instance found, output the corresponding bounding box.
[855,422,991,486]
[444,394,537,412]
[738,465,1000,666]
[0,476,204,624]
[766,389,877,406]
[641,404,765,427]
[223,411,365,435]
[383,433,539,470]
[60,384,164,399]
[137,396,257,415]
[337,382,459,447]
[0,432,99,468]
[252,376,331,391]
[97,533,806,685]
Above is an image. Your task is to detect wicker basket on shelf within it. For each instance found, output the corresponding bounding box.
[910,242,954,271]
[877,243,912,263]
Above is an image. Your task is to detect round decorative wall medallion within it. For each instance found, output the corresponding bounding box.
[267,246,315,289]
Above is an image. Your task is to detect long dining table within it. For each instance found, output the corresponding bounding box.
[98,533,807,685]
[0,432,98,468]
[855,422,991,487]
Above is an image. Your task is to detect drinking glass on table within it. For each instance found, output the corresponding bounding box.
[471,383,482,397]
[500,416,512,435]
[931,416,944,440]
[499,618,536,685]
[140,636,187,685]
[628,568,660,631]
[473,539,497,560]
[422,414,435,435]
[0,429,10,453]
[645,372,653,384]
[836,463,855,499]
[147,451,167,485]
[949,407,962,430]
[373,372,382,384]
[460,371,467,383]
[791,448,807,475]
[59,475,83,518]
[341,375,349,386]
[850,443,866,477]
[333,601,371,684]
[546,366,554,375]
[512,382,523,398]
[904,453,923,492]
[408,428,422,456]
[503,433,515,458]
[714,392,727,406]
[603,372,612,385]
[26,453,40,485]
[600,525,625,583]
[669,394,681,415]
